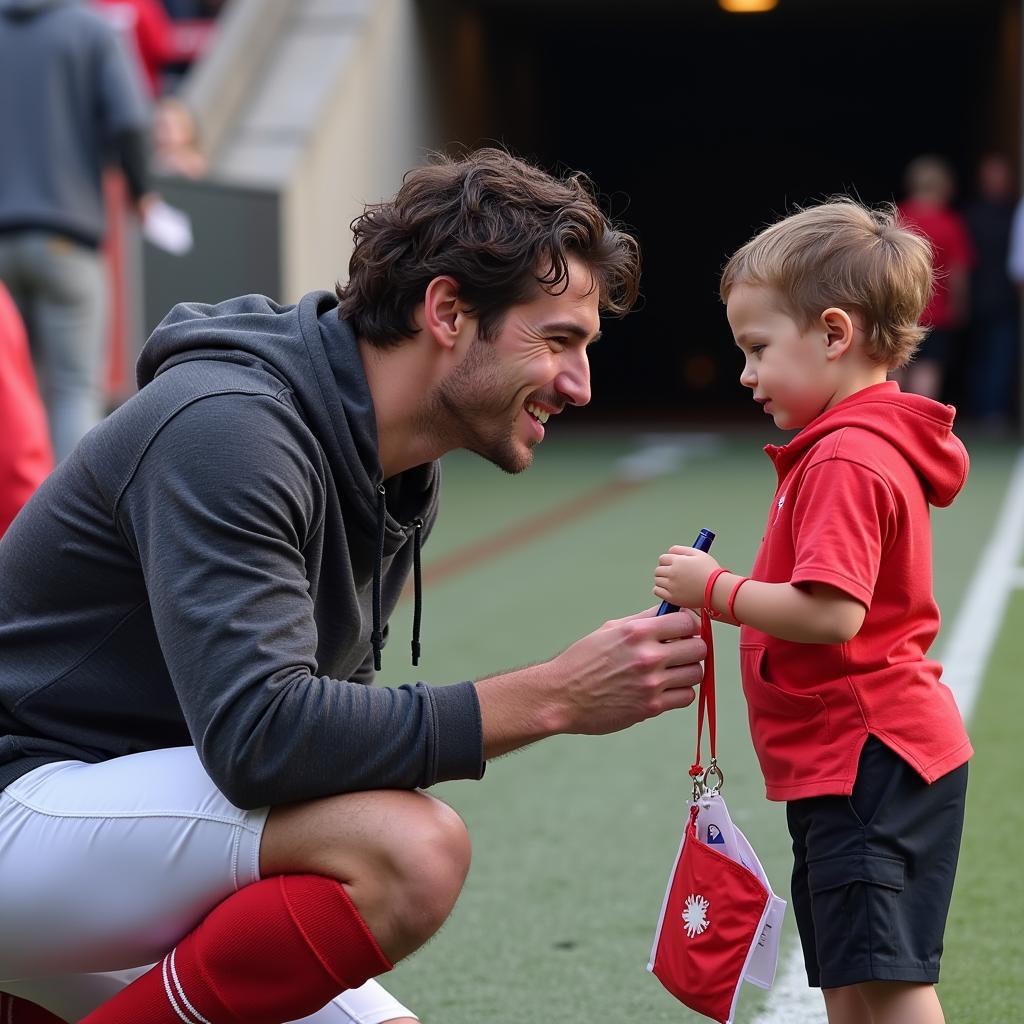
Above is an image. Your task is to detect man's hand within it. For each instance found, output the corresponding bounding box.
[135,191,160,222]
[475,607,705,759]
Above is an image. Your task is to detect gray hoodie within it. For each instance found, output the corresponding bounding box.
[0,291,485,808]
[0,0,150,245]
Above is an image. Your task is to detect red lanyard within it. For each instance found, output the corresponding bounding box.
[690,569,729,799]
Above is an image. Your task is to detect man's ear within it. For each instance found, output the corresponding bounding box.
[423,276,472,351]
[820,307,855,361]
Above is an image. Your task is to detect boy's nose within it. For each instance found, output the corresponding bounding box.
[740,363,757,389]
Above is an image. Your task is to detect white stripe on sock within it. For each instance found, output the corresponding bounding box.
[161,954,199,1024]
[168,948,214,1024]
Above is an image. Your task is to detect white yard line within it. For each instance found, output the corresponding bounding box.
[941,449,1024,718]
[751,448,1024,1024]
[615,432,723,482]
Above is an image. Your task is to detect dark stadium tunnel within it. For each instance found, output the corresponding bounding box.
[423,0,1020,419]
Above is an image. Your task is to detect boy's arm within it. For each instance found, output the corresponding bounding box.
[654,549,866,644]
[708,572,865,644]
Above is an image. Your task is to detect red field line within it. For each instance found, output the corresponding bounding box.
[400,476,646,598]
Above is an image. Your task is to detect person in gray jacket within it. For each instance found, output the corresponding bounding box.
[0,0,154,462]
[0,149,706,1024]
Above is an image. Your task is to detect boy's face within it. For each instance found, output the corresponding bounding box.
[726,284,839,431]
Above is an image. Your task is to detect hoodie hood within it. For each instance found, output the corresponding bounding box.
[138,290,438,536]
[138,290,439,669]
[0,0,74,17]
[765,381,968,508]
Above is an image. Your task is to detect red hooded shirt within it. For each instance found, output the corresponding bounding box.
[740,381,973,801]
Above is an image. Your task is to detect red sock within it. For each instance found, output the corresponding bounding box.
[0,995,68,1023]
[79,874,392,1024]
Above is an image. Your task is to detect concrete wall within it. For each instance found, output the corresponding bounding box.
[282,0,437,299]
[168,0,438,306]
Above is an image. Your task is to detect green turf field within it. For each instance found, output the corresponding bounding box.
[376,430,1022,1024]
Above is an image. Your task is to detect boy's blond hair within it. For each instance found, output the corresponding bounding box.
[720,199,933,369]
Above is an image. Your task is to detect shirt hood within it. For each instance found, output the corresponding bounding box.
[765,381,968,508]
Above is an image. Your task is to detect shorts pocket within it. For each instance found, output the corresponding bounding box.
[808,854,905,965]
[846,738,902,829]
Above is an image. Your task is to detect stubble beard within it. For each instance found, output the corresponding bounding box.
[422,342,534,475]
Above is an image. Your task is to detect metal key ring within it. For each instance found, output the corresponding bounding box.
[703,760,725,795]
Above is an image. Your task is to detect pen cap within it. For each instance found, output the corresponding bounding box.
[693,529,716,553]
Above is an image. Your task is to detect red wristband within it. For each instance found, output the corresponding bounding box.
[727,576,751,621]
[703,568,731,620]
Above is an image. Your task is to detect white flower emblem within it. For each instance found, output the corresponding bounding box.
[682,893,710,938]
[777,494,786,511]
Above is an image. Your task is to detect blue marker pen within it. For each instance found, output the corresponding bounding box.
[656,528,716,616]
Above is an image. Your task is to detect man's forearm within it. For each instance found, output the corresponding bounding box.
[113,128,150,203]
[473,608,706,760]
[475,663,564,760]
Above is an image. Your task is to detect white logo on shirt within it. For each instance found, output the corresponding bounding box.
[777,494,786,511]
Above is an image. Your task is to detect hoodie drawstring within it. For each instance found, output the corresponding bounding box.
[371,485,386,672]
[371,486,425,672]
[411,518,423,666]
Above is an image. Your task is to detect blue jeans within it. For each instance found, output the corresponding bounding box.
[0,232,106,461]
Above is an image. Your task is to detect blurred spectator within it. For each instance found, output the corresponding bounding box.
[897,155,974,400]
[153,96,208,178]
[161,0,225,18]
[94,0,175,96]
[0,0,155,461]
[1009,196,1024,284]
[964,153,1019,430]
[0,283,53,537]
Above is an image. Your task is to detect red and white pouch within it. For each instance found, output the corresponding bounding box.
[647,793,786,1022]
[646,580,786,1023]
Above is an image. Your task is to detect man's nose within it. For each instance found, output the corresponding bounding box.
[556,349,592,407]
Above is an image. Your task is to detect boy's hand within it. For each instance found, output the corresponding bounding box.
[654,546,721,609]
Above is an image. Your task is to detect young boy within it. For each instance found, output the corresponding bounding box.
[653,199,972,1024]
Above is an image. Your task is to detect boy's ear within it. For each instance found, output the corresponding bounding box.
[423,276,474,352]
[820,307,855,360]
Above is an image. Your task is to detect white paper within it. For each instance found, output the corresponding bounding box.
[143,199,193,255]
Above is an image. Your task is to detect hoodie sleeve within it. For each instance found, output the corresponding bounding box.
[116,393,483,809]
[94,13,150,138]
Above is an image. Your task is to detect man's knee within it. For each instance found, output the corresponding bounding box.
[383,792,471,890]
[263,788,469,878]
[260,789,471,958]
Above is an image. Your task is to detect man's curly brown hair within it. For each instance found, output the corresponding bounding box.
[336,148,641,346]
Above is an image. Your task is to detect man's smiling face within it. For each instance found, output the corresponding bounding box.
[434,256,601,473]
